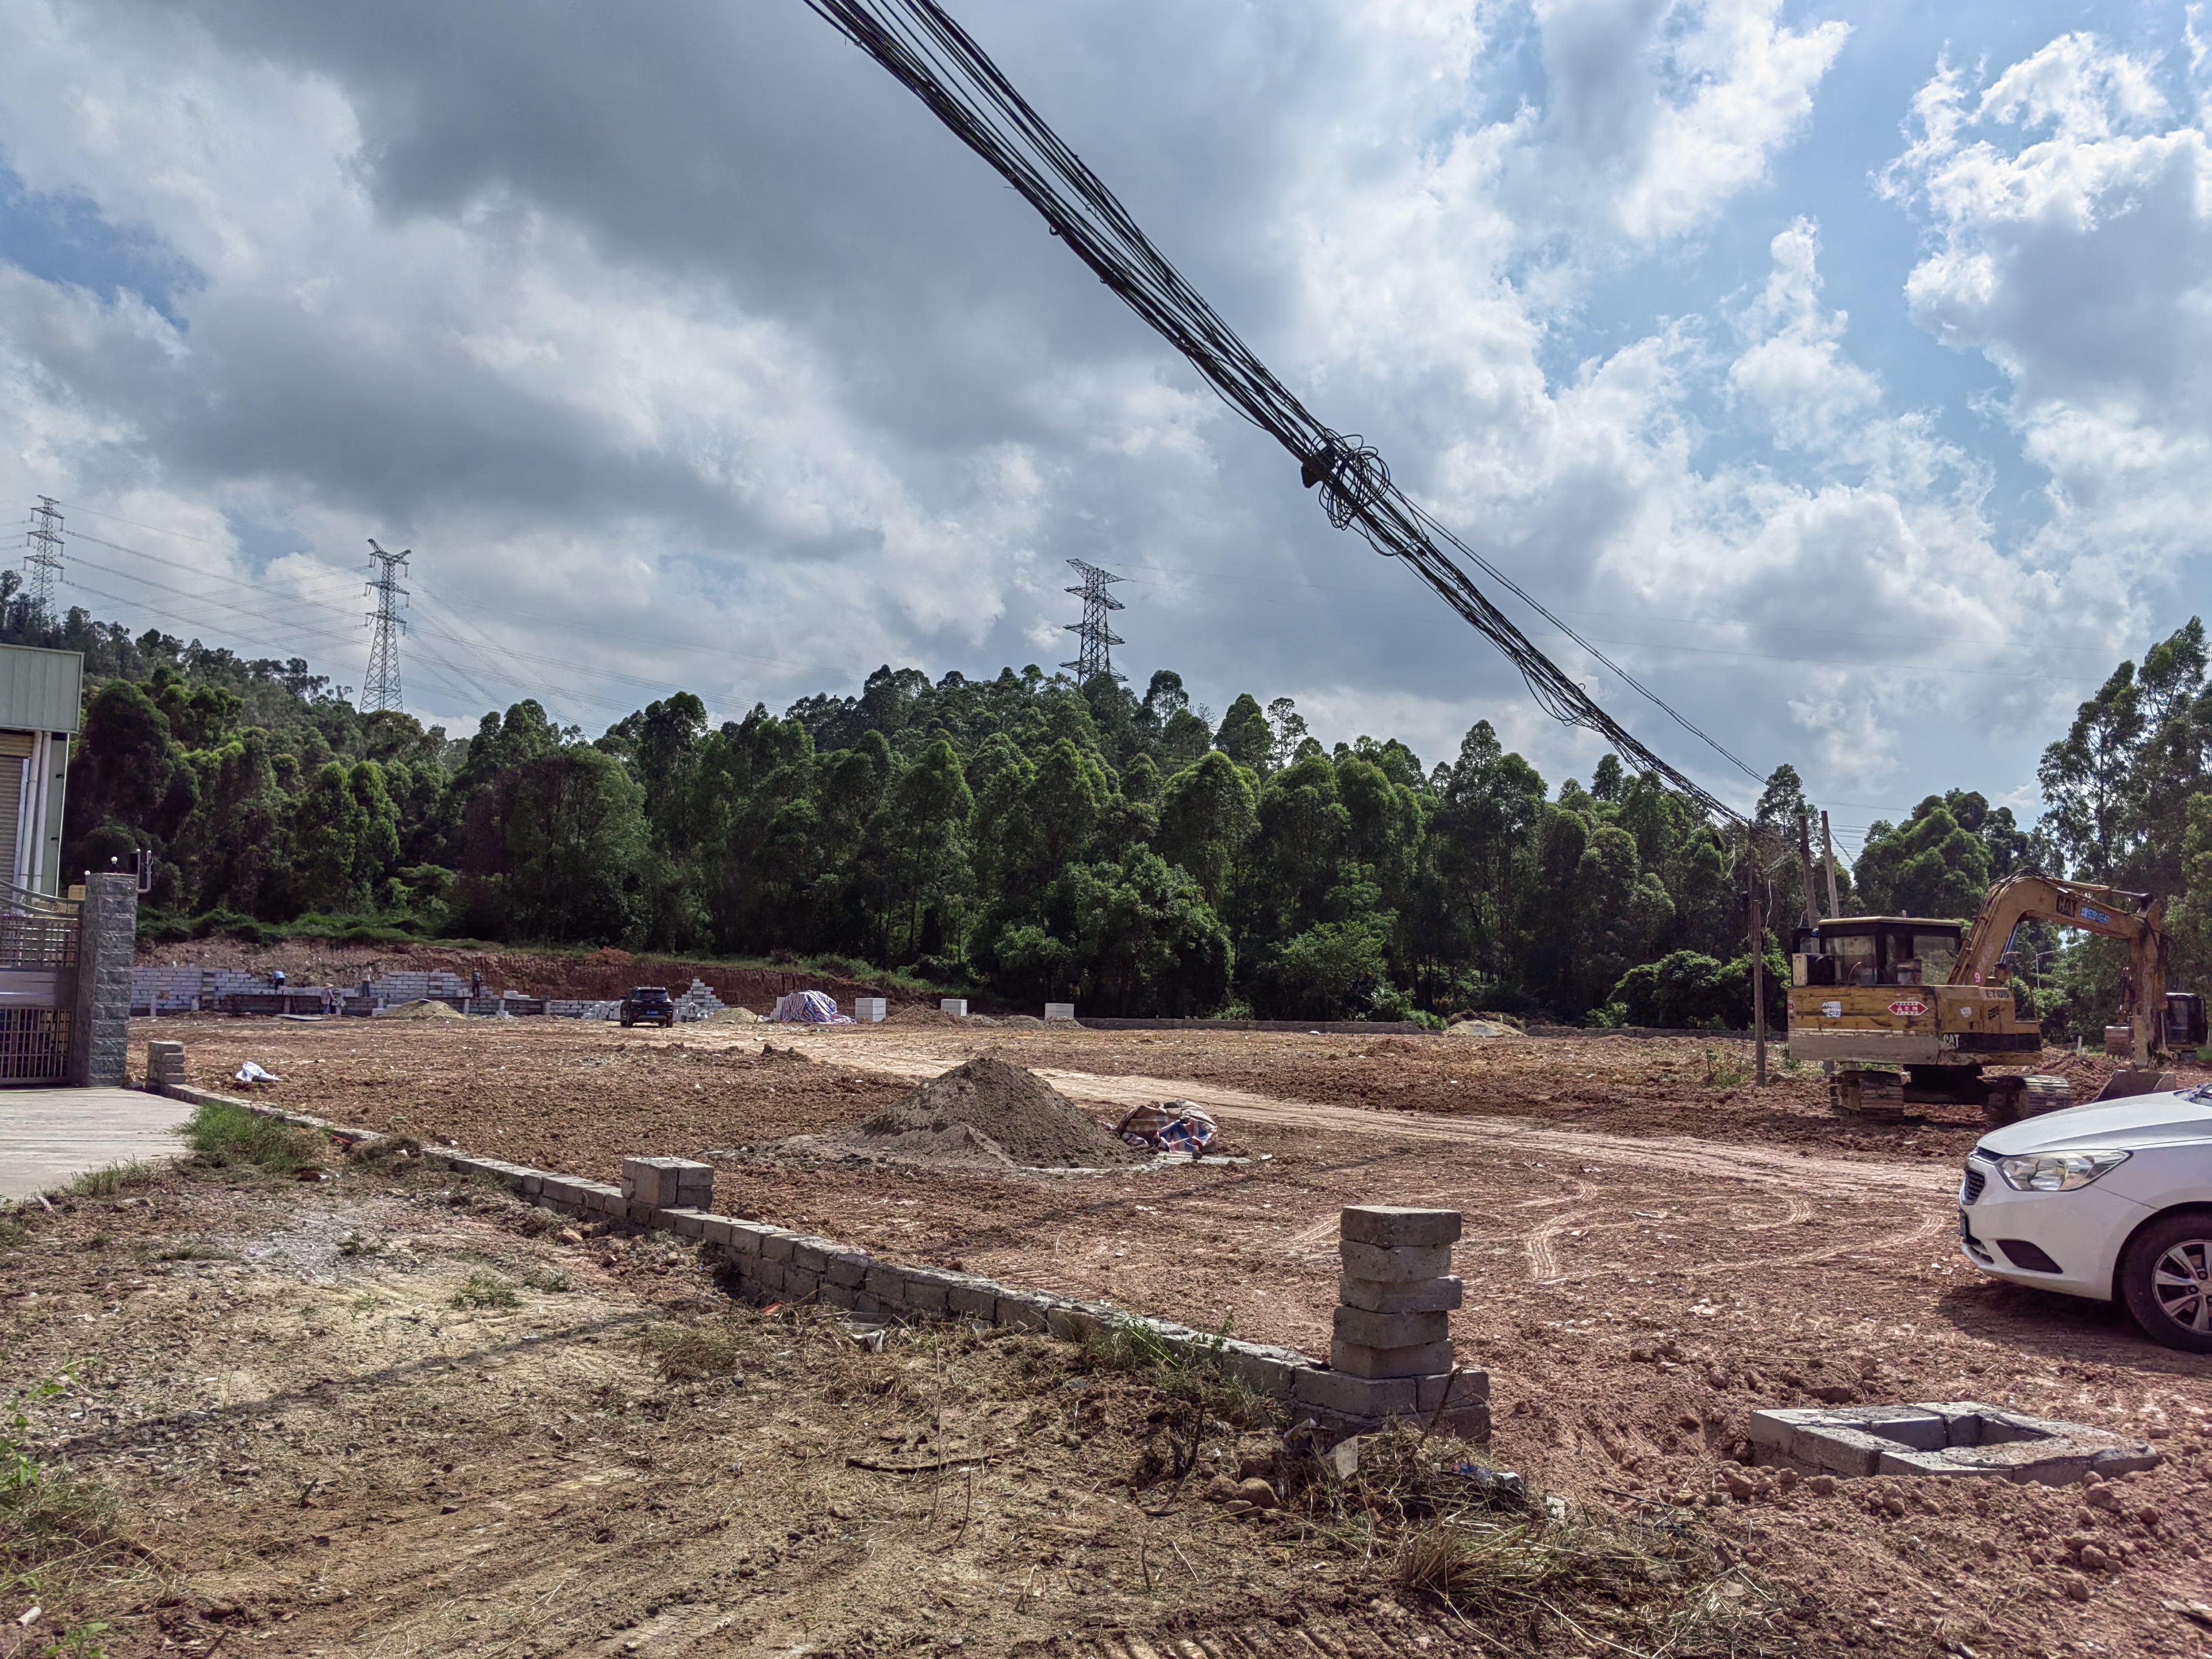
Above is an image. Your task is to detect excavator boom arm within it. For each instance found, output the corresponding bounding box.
[1953,873,2170,1066]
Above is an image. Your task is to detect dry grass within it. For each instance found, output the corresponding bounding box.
[646,1323,747,1384]
[1284,1428,1746,1654]
[1,1372,137,1615]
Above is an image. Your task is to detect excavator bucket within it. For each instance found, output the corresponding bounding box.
[2092,1069,2180,1103]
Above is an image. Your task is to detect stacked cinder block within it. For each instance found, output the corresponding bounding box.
[620,1156,714,1223]
[144,1040,190,1089]
[1294,1206,1488,1439]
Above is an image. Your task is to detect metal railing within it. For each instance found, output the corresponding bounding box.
[0,883,79,970]
[0,1007,71,1081]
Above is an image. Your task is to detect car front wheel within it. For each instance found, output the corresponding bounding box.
[2118,1211,2212,1353]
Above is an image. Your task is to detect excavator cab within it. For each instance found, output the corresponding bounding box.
[1791,919,1963,989]
[2167,992,2209,1051]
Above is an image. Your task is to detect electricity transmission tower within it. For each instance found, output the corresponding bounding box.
[24,497,63,626]
[1061,558,1126,684]
[362,539,410,713]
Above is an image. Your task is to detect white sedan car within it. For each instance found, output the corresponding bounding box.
[1958,1084,2212,1351]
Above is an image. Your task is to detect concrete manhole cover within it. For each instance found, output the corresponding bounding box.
[1749,1401,2159,1486]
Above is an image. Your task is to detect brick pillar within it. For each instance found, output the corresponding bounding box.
[69,872,136,1088]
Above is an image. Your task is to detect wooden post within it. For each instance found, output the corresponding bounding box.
[1820,811,1842,916]
[1798,808,1831,1081]
[1746,852,1768,1086]
[1796,807,1820,928]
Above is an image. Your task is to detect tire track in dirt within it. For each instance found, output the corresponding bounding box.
[1678,1208,1951,1283]
[1523,1213,1572,1284]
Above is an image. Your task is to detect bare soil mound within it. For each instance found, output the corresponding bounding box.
[883,1003,962,1027]
[381,999,463,1020]
[999,1014,1047,1029]
[854,1057,1142,1169]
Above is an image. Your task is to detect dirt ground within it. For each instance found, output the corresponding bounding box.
[8,1158,1567,1659]
[17,1015,2212,1656]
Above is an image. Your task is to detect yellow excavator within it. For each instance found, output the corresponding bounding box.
[1786,873,2206,1125]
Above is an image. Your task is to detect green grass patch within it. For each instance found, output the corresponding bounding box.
[1080,1314,1274,1427]
[517,1266,571,1294]
[64,1162,153,1200]
[0,1212,29,1250]
[180,1100,319,1177]
[1701,1047,1749,1088]
[450,1272,520,1311]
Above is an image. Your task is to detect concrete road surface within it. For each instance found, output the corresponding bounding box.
[0,1087,193,1201]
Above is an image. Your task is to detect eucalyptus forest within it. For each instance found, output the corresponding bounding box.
[11,580,2208,1034]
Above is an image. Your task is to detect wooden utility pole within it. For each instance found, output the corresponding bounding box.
[1820,811,1842,916]
[1802,806,1837,1080]
[1745,848,1768,1085]
[1796,807,1820,928]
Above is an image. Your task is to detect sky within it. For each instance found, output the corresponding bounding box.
[0,0,2207,861]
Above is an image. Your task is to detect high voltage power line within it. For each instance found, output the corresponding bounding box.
[806,0,1765,823]
[0,514,798,723]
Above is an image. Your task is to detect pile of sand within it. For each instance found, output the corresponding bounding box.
[779,1057,1140,1172]
[883,1003,964,1028]
[380,999,463,1020]
[705,1006,766,1024]
[998,1014,1047,1030]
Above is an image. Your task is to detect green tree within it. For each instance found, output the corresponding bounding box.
[1214,694,1272,771]
[1041,846,1231,1015]
[463,745,646,943]
[62,679,200,887]
[873,739,974,965]
[1154,751,1258,908]
[1856,797,1994,919]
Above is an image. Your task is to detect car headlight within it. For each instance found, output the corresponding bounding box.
[1995,1149,2131,1192]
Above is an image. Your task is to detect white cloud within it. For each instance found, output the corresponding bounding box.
[1884,33,2212,592]
[0,0,2196,824]
[1727,218,1880,449]
[1616,0,1851,238]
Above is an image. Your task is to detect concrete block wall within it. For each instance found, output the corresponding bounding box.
[144,1053,1489,1444]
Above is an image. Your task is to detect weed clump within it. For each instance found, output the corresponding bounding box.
[648,1324,745,1384]
[182,1101,320,1177]
[64,1162,154,1200]
[450,1272,520,1311]
[1080,1316,1278,1490]
[1274,1427,1742,1651]
[1080,1316,1273,1428]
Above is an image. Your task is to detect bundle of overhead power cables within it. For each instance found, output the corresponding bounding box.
[805,0,1766,825]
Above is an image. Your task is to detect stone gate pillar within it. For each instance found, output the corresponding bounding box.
[69,872,136,1087]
